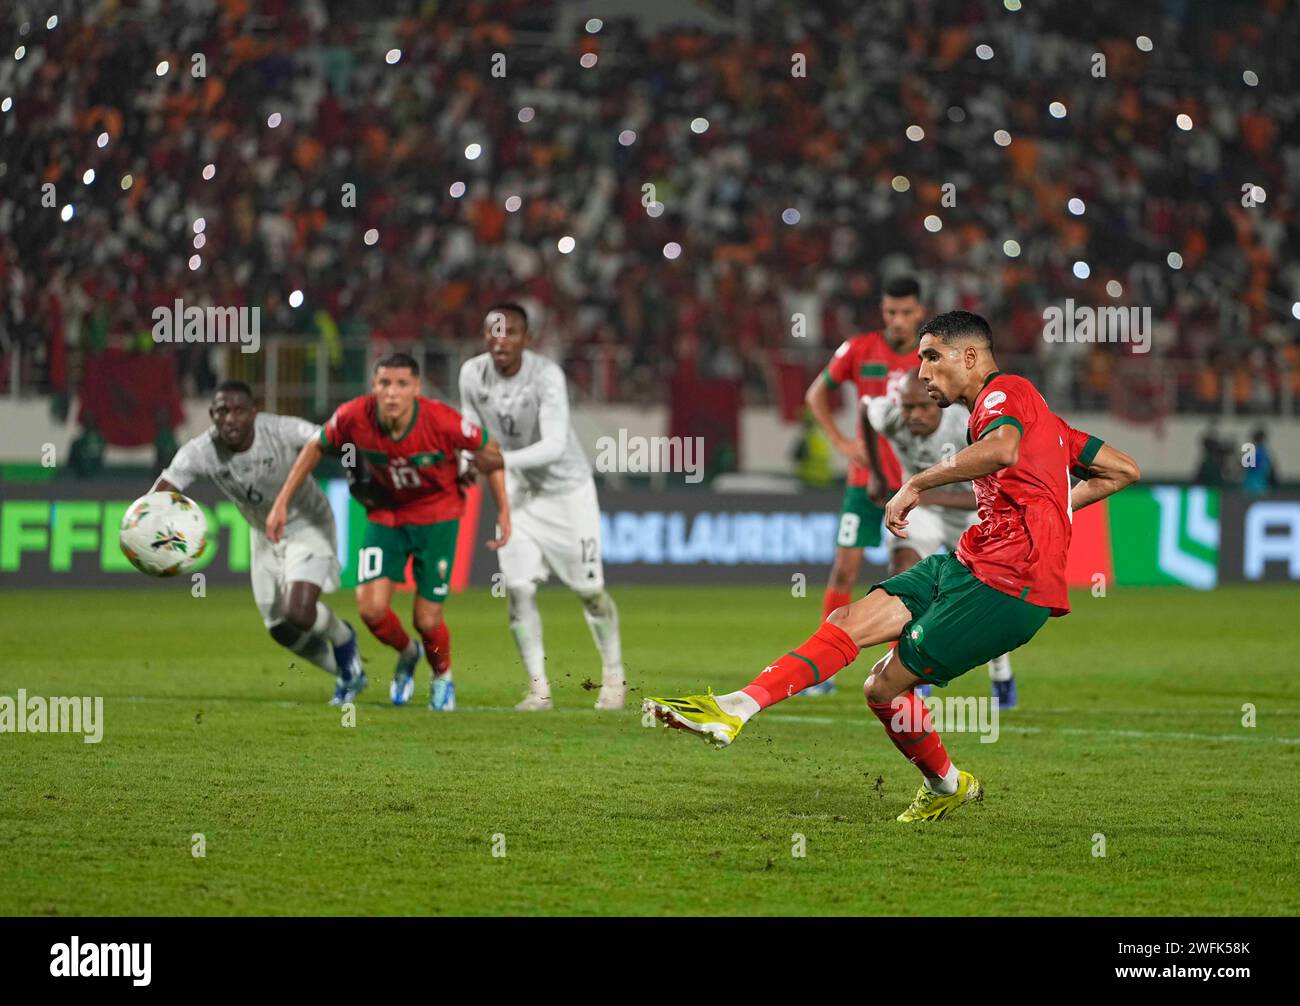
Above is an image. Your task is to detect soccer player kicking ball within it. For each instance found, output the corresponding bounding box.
[153,380,364,705]
[459,303,627,711]
[801,276,925,695]
[645,311,1140,822]
[267,353,510,711]
[861,370,1018,709]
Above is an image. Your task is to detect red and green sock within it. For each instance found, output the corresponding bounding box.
[868,690,955,786]
[740,622,860,709]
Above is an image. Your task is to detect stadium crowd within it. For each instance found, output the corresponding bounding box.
[1,0,1297,416]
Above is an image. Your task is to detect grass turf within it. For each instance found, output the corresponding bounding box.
[0,583,1296,916]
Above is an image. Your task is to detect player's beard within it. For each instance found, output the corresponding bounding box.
[925,385,952,408]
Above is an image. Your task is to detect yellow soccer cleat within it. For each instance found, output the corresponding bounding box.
[896,770,983,823]
[642,692,745,749]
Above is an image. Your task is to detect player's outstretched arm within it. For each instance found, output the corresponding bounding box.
[266,437,324,543]
[477,446,511,550]
[1071,443,1141,511]
[474,440,510,550]
[885,425,1020,537]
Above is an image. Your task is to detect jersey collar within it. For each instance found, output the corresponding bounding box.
[981,370,1002,389]
[372,397,420,442]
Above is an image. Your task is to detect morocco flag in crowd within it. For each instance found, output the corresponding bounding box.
[78,349,184,446]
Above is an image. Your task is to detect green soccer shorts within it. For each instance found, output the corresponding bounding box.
[870,553,1050,686]
[358,519,459,603]
[837,485,885,549]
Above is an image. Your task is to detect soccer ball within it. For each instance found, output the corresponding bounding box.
[119,491,209,577]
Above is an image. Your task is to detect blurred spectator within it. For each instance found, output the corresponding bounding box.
[1193,428,1229,486]
[0,0,1296,412]
[1243,427,1278,492]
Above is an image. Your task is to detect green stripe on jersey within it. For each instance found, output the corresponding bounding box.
[1079,435,1104,467]
[979,415,1025,439]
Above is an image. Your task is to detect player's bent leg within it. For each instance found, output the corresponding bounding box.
[863,647,981,823]
[358,578,423,706]
[412,597,454,711]
[642,589,913,749]
[286,582,361,677]
[507,583,551,710]
[577,589,626,711]
[823,588,914,650]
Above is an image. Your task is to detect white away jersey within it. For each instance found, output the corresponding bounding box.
[864,395,976,546]
[863,396,973,483]
[459,349,592,495]
[160,412,334,537]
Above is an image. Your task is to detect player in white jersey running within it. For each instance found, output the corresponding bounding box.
[459,303,626,711]
[153,380,365,705]
[862,370,1018,708]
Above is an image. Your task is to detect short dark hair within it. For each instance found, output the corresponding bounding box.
[485,301,529,330]
[214,379,254,401]
[882,276,921,301]
[919,310,993,348]
[373,352,420,376]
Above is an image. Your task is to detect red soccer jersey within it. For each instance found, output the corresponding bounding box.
[822,330,919,488]
[320,394,488,526]
[955,372,1104,616]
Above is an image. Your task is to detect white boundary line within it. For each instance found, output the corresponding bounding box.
[106,695,1300,744]
[766,712,1300,745]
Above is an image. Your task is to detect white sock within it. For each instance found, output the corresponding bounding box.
[924,763,960,795]
[578,590,624,684]
[288,626,338,676]
[508,585,548,688]
[987,653,1013,682]
[313,601,352,646]
[715,690,761,722]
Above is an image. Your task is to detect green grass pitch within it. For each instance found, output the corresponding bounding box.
[1,583,1297,916]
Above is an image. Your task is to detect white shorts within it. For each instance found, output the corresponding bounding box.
[497,479,605,592]
[250,521,341,627]
[888,505,975,559]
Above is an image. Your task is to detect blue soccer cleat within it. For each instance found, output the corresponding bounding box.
[801,680,836,697]
[390,641,424,706]
[329,670,367,706]
[333,621,364,684]
[428,674,456,712]
[992,676,1017,710]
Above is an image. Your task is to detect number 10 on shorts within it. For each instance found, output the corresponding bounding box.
[359,546,383,581]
